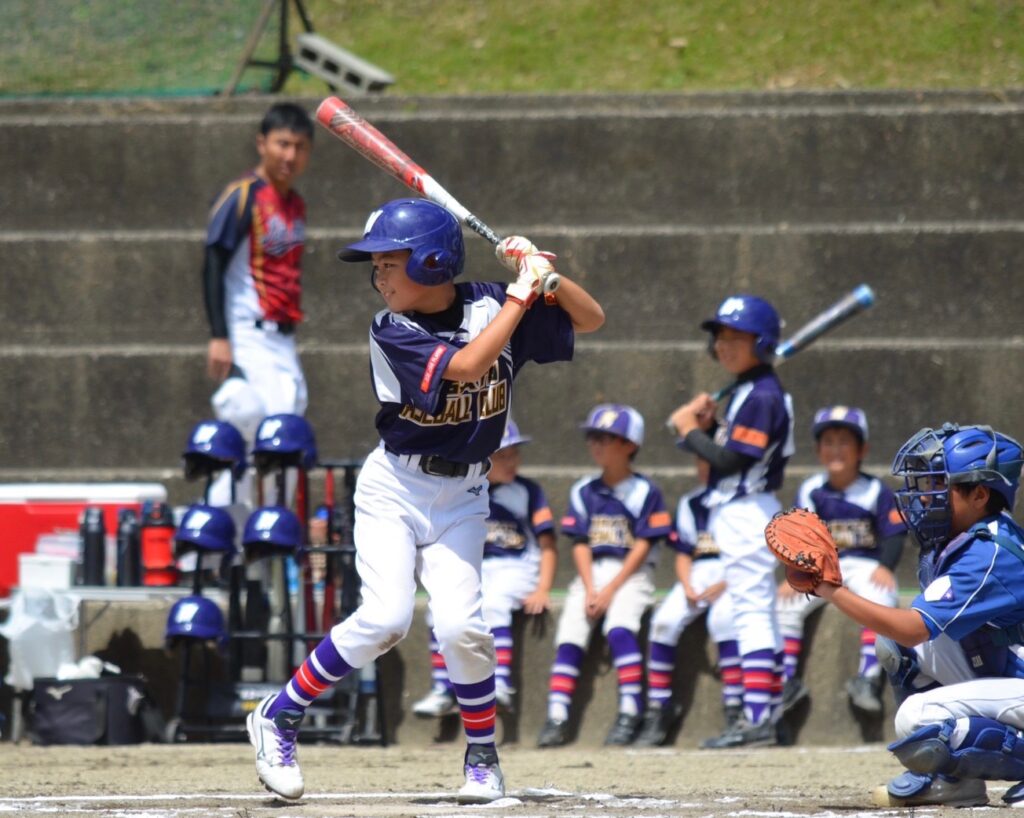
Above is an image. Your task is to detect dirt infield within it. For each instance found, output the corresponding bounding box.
[0,740,1005,817]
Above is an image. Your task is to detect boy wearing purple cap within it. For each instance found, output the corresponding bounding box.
[412,418,558,718]
[776,406,907,719]
[537,404,674,748]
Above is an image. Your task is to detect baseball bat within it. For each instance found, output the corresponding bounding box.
[711,284,875,401]
[315,96,559,293]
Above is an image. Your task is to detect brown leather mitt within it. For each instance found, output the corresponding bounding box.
[764,508,843,595]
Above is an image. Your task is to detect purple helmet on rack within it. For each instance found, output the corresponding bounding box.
[242,505,304,556]
[165,596,225,644]
[182,419,247,480]
[252,414,318,473]
[174,504,237,557]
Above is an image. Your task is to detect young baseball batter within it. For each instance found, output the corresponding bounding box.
[412,419,558,717]
[245,198,603,803]
[537,404,674,748]
[803,423,1024,808]
[668,294,794,749]
[202,103,313,507]
[635,456,740,747]
[776,406,906,719]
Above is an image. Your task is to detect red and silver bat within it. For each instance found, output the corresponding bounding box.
[315,95,558,292]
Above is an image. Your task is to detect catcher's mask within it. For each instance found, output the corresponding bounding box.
[891,423,1024,550]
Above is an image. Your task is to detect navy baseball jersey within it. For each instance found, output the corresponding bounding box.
[206,172,306,324]
[369,281,573,462]
[795,473,906,559]
[673,486,718,560]
[705,367,795,506]
[913,514,1024,678]
[561,473,674,562]
[484,476,555,563]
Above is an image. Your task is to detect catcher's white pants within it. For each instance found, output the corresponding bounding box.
[555,559,655,647]
[650,558,736,645]
[777,555,899,636]
[709,493,781,655]
[894,636,1024,737]
[327,445,495,684]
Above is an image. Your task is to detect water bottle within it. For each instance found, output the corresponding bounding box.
[116,508,142,586]
[80,506,106,586]
[140,501,177,586]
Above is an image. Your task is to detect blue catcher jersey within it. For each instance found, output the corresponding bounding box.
[561,473,674,562]
[795,472,906,559]
[484,475,555,564]
[705,368,795,506]
[913,513,1024,678]
[368,281,573,463]
[672,486,718,560]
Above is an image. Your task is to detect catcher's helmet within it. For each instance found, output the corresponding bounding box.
[700,294,781,363]
[252,414,317,473]
[580,403,645,448]
[243,505,303,554]
[183,419,247,480]
[338,198,465,286]
[166,595,225,644]
[891,423,1024,549]
[174,504,237,556]
[812,406,869,444]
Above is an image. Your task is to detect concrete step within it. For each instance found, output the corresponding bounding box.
[1,343,1020,479]
[3,96,1023,231]
[3,223,1023,344]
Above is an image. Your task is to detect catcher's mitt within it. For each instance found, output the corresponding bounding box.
[764,508,842,595]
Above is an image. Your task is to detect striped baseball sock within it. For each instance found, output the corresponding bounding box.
[547,643,585,722]
[607,627,643,716]
[717,639,743,711]
[492,625,514,694]
[646,640,677,710]
[452,676,497,751]
[267,635,353,717]
[741,648,775,725]
[771,650,784,712]
[781,634,803,682]
[427,628,453,692]
[858,627,879,677]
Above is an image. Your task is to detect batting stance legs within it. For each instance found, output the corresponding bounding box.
[246,446,497,800]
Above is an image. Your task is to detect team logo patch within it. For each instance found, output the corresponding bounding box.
[923,574,954,603]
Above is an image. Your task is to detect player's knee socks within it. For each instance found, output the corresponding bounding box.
[717,639,742,709]
[269,635,353,716]
[607,627,643,716]
[547,643,585,721]
[492,625,513,692]
[858,627,879,677]
[782,634,803,682]
[452,677,497,751]
[428,628,452,692]
[740,648,775,725]
[770,650,784,711]
[646,640,677,709]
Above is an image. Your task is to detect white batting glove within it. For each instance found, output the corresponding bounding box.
[506,252,556,308]
[495,236,539,272]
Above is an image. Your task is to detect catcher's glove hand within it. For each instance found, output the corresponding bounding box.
[764,508,842,595]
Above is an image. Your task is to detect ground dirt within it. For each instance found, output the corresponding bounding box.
[0,741,1008,817]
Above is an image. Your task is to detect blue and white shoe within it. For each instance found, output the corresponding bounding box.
[457,745,505,803]
[246,694,305,800]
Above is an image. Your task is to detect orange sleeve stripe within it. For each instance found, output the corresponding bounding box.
[532,507,553,526]
[648,511,672,528]
[889,508,904,525]
[732,424,769,448]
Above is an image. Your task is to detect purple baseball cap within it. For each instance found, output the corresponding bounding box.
[580,403,645,447]
[498,419,532,450]
[812,406,869,442]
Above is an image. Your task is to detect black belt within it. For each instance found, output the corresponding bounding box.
[254,319,296,335]
[385,445,477,478]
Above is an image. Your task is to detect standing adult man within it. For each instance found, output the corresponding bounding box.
[202,102,313,504]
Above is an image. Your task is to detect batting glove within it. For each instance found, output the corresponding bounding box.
[495,236,539,272]
[506,252,556,308]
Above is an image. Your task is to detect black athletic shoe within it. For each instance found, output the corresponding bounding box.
[537,718,569,748]
[634,705,681,747]
[723,704,743,729]
[781,677,810,714]
[700,717,778,749]
[604,712,642,746]
[846,674,884,714]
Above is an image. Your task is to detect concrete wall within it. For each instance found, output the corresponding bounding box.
[2,90,1021,743]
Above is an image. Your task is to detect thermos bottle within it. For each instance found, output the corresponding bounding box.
[80,506,106,586]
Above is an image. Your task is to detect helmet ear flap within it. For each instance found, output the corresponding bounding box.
[408,245,460,286]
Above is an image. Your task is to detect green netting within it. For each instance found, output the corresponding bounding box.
[0,0,288,96]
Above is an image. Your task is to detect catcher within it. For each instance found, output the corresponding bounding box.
[766,423,1024,808]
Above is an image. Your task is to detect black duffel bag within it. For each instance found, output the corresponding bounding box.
[30,675,160,745]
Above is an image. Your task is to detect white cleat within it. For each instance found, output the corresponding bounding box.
[246,694,305,800]
[457,746,506,804]
[412,687,459,718]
